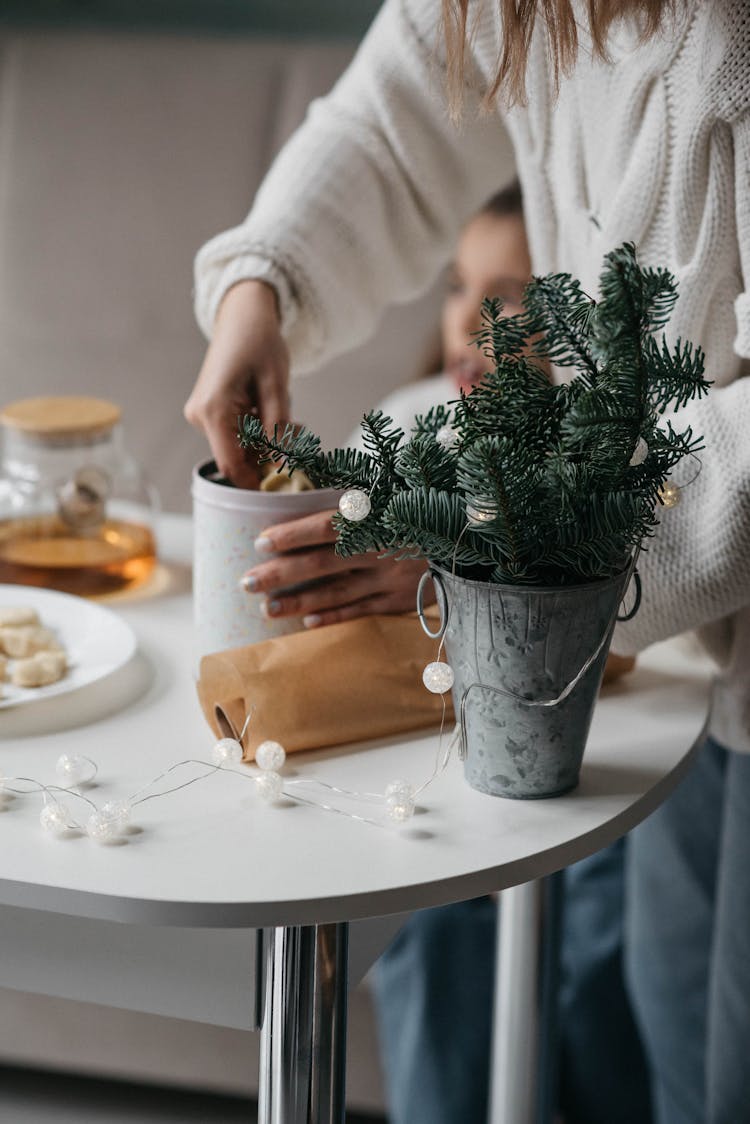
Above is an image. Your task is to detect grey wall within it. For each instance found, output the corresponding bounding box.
[0,1,382,38]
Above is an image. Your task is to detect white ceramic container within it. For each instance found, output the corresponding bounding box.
[192,460,341,659]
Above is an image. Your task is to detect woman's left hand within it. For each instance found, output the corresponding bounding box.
[241,509,431,628]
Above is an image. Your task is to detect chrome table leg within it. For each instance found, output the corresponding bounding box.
[488,875,564,1124]
[489,880,543,1124]
[258,922,349,1124]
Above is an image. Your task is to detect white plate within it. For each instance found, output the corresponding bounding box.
[0,584,137,709]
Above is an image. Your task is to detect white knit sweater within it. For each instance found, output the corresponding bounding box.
[195,0,750,752]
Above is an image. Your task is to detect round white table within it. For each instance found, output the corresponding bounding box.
[0,514,713,1124]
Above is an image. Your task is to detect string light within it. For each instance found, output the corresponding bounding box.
[0,718,460,841]
[435,425,459,450]
[422,661,455,694]
[384,779,417,823]
[55,754,96,787]
[255,740,286,771]
[466,500,497,525]
[658,482,681,508]
[100,800,132,832]
[255,771,284,802]
[40,802,72,836]
[86,810,121,843]
[211,737,243,765]
[629,437,649,466]
[338,489,371,522]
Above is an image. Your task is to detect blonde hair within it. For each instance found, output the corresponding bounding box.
[443,0,675,109]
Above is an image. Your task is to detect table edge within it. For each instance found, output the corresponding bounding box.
[0,732,703,929]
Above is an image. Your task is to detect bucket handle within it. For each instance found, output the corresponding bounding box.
[416,569,449,640]
[616,568,641,622]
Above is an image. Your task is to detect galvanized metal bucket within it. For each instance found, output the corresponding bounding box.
[417,563,639,799]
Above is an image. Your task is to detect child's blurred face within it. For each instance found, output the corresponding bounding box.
[442,210,532,393]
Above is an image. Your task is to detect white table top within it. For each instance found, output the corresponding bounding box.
[0,514,712,929]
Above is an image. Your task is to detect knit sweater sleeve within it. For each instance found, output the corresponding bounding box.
[613,110,750,656]
[193,0,510,373]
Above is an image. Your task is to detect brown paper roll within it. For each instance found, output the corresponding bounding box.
[196,613,453,759]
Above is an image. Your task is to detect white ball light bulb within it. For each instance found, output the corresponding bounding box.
[629,436,649,466]
[659,482,681,509]
[100,800,132,833]
[385,779,415,803]
[56,754,92,787]
[435,425,459,450]
[256,771,284,802]
[422,661,455,694]
[387,799,416,823]
[466,500,496,525]
[40,802,70,836]
[255,740,286,771]
[385,778,416,823]
[211,738,243,766]
[338,489,371,522]
[86,811,120,844]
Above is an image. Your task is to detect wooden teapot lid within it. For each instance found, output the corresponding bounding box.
[0,396,122,438]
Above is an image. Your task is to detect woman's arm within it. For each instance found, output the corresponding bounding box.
[612,375,750,655]
[614,113,750,654]
[193,0,510,371]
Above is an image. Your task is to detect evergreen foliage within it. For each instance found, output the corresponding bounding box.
[239,244,711,586]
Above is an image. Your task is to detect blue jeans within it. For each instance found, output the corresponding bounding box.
[372,842,651,1124]
[627,737,750,1124]
[558,837,653,1124]
[372,897,497,1124]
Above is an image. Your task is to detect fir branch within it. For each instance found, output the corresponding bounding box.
[239,415,321,469]
[236,242,710,587]
[360,409,404,467]
[595,244,678,340]
[592,246,644,360]
[647,421,705,472]
[456,435,544,567]
[643,336,711,413]
[473,297,529,363]
[411,403,455,439]
[560,387,641,438]
[239,416,376,490]
[523,273,599,385]
[540,492,655,580]
[332,511,388,558]
[316,447,376,490]
[396,435,457,491]
[381,489,497,573]
[631,262,679,335]
[452,357,553,443]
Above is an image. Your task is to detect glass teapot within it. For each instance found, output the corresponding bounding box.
[0,396,158,596]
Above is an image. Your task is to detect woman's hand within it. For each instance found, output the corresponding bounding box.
[602,652,636,685]
[242,519,639,683]
[184,280,290,488]
[241,509,431,627]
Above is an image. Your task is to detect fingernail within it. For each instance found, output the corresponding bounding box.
[240,574,258,592]
[262,598,281,618]
[303,614,322,629]
[254,535,273,554]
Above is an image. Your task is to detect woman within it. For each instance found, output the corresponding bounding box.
[186,3,750,1120]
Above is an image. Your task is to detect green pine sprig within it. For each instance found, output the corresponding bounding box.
[238,243,712,587]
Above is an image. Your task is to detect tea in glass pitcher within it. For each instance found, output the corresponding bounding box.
[0,396,158,596]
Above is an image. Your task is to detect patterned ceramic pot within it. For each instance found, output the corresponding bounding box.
[192,460,340,661]
[421,564,636,798]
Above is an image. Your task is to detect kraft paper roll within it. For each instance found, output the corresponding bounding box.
[196,612,453,759]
